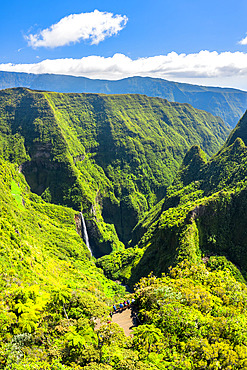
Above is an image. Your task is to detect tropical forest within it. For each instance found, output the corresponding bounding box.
[0,78,247,370]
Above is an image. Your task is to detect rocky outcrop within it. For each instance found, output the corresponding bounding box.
[186,204,206,223]
[74,213,83,238]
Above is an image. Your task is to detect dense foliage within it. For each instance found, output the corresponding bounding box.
[98,111,247,286]
[0,88,228,249]
[132,260,247,369]
[0,156,127,369]
[1,162,247,370]
[1,87,247,368]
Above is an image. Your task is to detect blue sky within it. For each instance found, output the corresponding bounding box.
[1,0,247,90]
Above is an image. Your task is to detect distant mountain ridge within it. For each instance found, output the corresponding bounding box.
[0,71,247,127]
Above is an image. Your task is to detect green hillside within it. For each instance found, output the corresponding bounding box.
[2,156,247,369]
[0,156,129,368]
[2,88,247,369]
[97,110,247,287]
[0,87,229,250]
[1,72,247,127]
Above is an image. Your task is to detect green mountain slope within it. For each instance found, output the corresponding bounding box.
[0,88,229,248]
[2,88,247,369]
[0,156,122,294]
[2,156,247,370]
[225,110,247,146]
[0,72,246,127]
[97,110,247,285]
[0,156,128,367]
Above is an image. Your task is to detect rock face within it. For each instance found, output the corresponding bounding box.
[86,218,112,258]
[186,205,206,223]
[74,213,83,238]
[74,213,93,256]
[74,213,112,258]
[21,142,58,196]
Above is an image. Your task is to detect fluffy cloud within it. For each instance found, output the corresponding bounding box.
[1,51,247,89]
[26,10,128,48]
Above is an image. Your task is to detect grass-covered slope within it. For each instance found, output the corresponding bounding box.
[0,156,122,293]
[3,154,247,370]
[2,89,247,369]
[0,88,125,256]
[0,156,128,368]
[97,110,247,285]
[0,87,229,246]
[0,72,246,127]
[3,157,247,369]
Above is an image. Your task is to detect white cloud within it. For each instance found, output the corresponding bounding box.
[239,34,247,45]
[1,51,247,90]
[26,10,128,48]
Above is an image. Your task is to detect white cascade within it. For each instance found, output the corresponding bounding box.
[80,212,92,256]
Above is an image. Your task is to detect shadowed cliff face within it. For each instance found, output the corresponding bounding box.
[21,142,55,195]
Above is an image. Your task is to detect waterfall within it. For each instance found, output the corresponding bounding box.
[80,212,92,256]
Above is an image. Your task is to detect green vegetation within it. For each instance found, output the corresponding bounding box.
[0,87,229,248]
[1,72,247,127]
[11,180,23,208]
[132,261,247,369]
[2,86,247,368]
[98,110,247,287]
[0,156,128,369]
[2,161,247,370]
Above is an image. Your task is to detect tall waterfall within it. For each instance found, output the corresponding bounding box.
[80,212,92,256]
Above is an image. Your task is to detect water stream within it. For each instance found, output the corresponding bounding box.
[80,212,92,256]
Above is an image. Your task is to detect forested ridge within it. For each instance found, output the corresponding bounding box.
[1,87,247,369]
[0,88,228,250]
[99,112,247,287]
[1,72,247,127]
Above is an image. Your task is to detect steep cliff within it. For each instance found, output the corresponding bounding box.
[0,88,229,247]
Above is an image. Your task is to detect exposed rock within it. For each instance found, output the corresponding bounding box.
[186,204,206,223]
[74,213,83,238]
[30,142,52,160]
